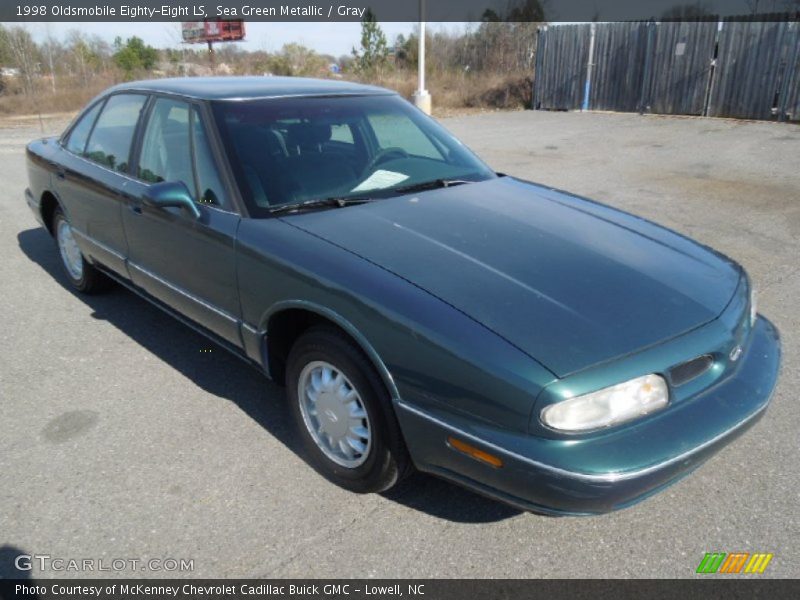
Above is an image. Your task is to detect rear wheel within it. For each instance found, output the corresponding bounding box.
[287,326,412,493]
[53,207,111,294]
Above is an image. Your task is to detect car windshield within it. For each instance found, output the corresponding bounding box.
[211,94,496,215]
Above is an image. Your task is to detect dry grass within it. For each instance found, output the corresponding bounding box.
[0,70,532,119]
[351,70,533,114]
[0,74,117,117]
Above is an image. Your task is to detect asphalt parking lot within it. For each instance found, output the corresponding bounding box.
[1,109,798,579]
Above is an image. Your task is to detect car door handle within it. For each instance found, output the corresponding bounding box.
[55,170,66,180]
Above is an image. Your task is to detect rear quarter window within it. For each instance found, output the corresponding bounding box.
[65,101,103,155]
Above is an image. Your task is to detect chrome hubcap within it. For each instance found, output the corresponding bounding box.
[298,360,371,468]
[57,219,83,280]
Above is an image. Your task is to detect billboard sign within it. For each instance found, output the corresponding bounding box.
[182,20,245,43]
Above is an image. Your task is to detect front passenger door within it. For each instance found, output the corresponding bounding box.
[121,97,242,346]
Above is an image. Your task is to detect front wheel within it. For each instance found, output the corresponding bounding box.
[287,326,412,493]
[53,207,111,294]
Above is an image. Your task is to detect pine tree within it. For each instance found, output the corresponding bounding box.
[352,9,389,73]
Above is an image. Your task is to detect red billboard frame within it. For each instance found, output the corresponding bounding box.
[182,20,245,44]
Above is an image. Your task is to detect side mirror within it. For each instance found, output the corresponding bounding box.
[142,181,201,219]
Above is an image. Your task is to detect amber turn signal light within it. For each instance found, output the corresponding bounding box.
[447,436,503,468]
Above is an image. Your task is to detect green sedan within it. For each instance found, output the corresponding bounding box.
[25,77,781,514]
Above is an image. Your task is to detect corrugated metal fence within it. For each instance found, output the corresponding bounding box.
[533,21,800,121]
[533,24,590,111]
[709,21,800,119]
[644,21,719,115]
[588,22,651,113]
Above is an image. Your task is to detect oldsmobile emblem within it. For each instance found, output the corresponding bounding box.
[729,345,743,362]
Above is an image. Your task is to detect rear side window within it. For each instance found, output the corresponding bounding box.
[65,101,103,155]
[367,112,442,160]
[330,123,354,144]
[84,94,147,173]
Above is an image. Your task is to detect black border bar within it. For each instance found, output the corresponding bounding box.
[2,579,800,600]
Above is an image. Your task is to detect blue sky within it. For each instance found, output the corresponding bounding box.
[17,21,456,57]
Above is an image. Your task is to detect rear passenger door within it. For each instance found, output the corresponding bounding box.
[55,93,148,277]
[120,96,242,346]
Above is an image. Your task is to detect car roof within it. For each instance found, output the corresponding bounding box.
[106,76,394,101]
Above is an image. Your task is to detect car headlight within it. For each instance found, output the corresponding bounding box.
[750,286,758,327]
[540,374,669,432]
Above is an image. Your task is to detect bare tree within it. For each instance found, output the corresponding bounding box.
[65,30,105,86]
[0,25,12,66]
[6,26,40,96]
[42,25,59,94]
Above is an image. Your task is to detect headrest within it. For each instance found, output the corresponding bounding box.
[164,118,184,131]
[287,123,332,148]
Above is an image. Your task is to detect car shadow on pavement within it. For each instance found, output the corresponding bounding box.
[0,544,38,588]
[18,227,521,524]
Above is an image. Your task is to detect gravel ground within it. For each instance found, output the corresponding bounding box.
[0,109,798,578]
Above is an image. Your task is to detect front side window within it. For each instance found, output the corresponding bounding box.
[137,98,228,209]
[84,94,147,173]
[65,101,103,155]
[191,107,227,207]
[212,94,495,216]
[138,98,193,190]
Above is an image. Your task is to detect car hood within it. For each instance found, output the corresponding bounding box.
[282,177,741,376]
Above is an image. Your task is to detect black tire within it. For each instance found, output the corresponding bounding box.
[52,207,111,294]
[287,326,413,493]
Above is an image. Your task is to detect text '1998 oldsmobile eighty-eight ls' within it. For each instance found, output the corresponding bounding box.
[25,77,781,514]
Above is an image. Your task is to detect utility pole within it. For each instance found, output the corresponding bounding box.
[412,0,431,114]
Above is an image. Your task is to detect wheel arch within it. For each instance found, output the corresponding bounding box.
[40,190,61,235]
[261,300,400,403]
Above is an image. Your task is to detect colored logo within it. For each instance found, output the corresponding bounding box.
[697,552,773,574]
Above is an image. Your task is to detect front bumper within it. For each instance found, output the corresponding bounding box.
[396,316,781,515]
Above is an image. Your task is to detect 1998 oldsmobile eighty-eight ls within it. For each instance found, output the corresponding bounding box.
[25,77,781,514]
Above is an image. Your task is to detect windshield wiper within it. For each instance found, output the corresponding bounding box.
[269,179,474,214]
[269,196,374,215]
[392,178,474,195]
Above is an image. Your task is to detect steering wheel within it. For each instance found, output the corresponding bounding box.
[362,147,410,176]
